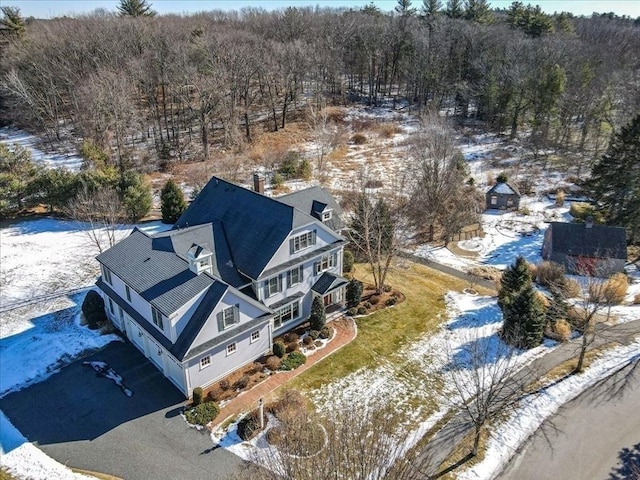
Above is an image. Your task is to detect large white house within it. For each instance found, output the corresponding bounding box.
[95,176,347,398]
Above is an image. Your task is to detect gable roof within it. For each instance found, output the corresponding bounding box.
[174,177,342,279]
[277,185,345,231]
[487,181,520,196]
[96,229,216,316]
[311,272,349,295]
[547,222,627,260]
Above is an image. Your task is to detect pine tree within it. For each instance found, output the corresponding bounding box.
[117,0,156,17]
[588,114,640,242]
[160,180,187,224]
[445,0,464,18]
[309,296,326,331]
[498,256,531,311]
[119,171,152,222]
[504,286,545,348]
[464,0,493,24]
[0,6,26,38]
[421,0,442,18]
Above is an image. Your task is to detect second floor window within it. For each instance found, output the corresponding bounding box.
[102,266,113,285]
[218,304,240,330]
[151,307,164,330]
[315,253,336,274]
[125,285,132,302]
[267,275,283,297]
[290,230,316,253]
[287,266,303,287]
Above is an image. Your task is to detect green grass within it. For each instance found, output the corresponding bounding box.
[291,261,492,392]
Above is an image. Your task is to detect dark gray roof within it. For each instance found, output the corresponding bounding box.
[312,272,349,295]
[487,181,520,196]
[174,177,298,279]
[276,185,345,231]
[96,229,215,316]
[153,222,247,288]
[268,291,305,310]
[548,222,627,260]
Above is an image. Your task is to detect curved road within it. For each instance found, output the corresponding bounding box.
[499,356,640,480]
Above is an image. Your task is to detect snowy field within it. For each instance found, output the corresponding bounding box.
[0,127,84,171]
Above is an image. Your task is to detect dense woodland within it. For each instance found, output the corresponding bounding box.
[1,1,639,173]
[0,0,640,241]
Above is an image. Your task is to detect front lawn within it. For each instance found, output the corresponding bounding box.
[291,261,492,394]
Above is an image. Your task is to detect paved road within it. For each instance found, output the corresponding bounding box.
[0,341,245,480]
[498,355,640,480]
[420,319,640,477]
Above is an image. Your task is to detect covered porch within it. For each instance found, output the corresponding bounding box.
[312,272,348,319]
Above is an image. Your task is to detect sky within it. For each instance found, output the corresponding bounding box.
[3,0,639,19]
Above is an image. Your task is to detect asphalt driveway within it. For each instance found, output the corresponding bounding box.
[0,340,245,480]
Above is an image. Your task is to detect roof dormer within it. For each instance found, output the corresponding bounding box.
[187,244,213,276]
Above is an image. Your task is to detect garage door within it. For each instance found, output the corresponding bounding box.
[147,339,164,372]
[166,356,186,393]
[126,317,145,352]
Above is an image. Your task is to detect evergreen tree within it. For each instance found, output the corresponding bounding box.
[0,143,41,216]
[160,179,187,224]
[0,6,26,38]
[116,0,156,17]
[421,0,442,18]
[119,170,152,221]
[588,114,640,242]
[346,279,363,307]
[309,295,326,331]
[464,0,493,24]
[504,285,545,348]
[498,256,531,311]
[445,0,464,18]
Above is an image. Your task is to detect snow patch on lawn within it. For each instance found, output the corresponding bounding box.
[459,339,640,480]
[0,411,95,480]
[0,127,84,171]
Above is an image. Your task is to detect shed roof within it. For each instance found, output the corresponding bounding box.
[487,181,520,196]
[547,222,627,260]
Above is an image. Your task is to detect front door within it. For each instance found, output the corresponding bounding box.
[323,294,331,306]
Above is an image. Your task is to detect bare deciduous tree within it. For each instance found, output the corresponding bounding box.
[66,185,125,254]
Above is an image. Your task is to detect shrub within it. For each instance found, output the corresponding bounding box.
[272,172,285,188]
[357,306,368,315]
[160,179,187,224]
[468,266,502,282]
[309,296,326,331]
[364,179,384,188]
[219,380,230,391]
[519,206,531,216]
[553,319,572,342]
[299,158,312,181]
[279,151,300,179]
[536,261,565,288]
[369,295,381,305]
[363,301,372,309]
[309,330,320,340]
[192,387,203,406]
[82,290,104,318]
[555,189,565,207]
[347,307,357,316]
[343,249,354,274]
[273,341,286,358]
[303,336,314,346]
[237,410,261,441]
[248,362,262,375]
[383,284,392,293]
[603,272,628,304]
[184,401,220,426]
[233,375,250,390]
[385,296,398,307]
[266,355,281,371]
[283,332,299,343]
[346,279,363,307]
[497,172,508,183]
[561,278,581,298]
[351,133,367,144]
[86,310,107,330]
[286,341,299,353]
[569,202,602,223]
[280,351,307,371]
[319,326,332,339]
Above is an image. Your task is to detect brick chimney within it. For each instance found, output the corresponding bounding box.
[253,173,265,194]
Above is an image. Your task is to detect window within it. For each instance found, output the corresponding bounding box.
[322,210,332,221]
[200,355,211,369]
[290,231,316,253]
[491,195,497,205]
[223,306,235,328]
[315,253,336,274]
[274,301,300,329]
[125,285,131,302]
[251,330,260,343]
[226,342,237,356]
[102,266,113,285]
[288,266,303,287]
[151,307,164,330]
[267,275,283,297]
[108,298,114,314]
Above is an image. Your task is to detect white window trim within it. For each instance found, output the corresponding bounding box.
[103,266,113,285]
[315,252,336,275]
[200,355,211,369]
[322,210,333,221]
[274,301,301,329]
[151,306,164,330]
[226,342,237,356]
[222,306,235,328]
[288,265,302,287]
[251,330,260,343]
[291,231,316,253]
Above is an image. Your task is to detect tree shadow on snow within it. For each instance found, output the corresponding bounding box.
[441,333,515,371]
[445,304,502,330]
[609,442,640,480]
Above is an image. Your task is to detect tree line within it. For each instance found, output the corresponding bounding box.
[0,1,638,174]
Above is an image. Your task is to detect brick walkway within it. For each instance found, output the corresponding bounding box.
[211,316,357,430]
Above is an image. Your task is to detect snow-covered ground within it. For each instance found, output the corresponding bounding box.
[0,218,168,478]
[0,127,84,171]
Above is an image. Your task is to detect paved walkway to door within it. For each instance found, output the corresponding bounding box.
[211,316,357,429]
